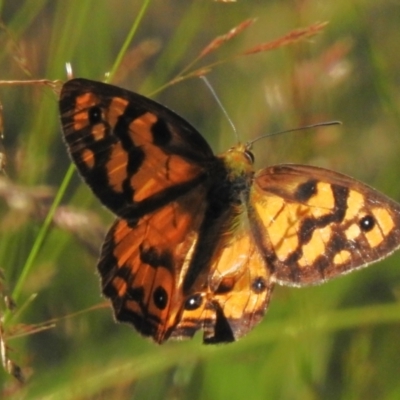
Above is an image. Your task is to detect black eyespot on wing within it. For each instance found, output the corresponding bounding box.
[184,294,203,310]
[153,286,168,310]
[88,106,103,124]
[251,277,267,294]
[359,215,375,232]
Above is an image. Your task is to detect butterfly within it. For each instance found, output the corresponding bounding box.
[59,78,400,344]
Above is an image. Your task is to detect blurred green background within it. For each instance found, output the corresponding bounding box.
[1,0,400,399]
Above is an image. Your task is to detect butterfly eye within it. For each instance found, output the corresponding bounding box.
[244,150,255,164]
[184,294,203,310]
[88,106,103,124]
[359,215,375,232]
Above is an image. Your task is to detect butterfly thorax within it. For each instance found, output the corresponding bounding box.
[205,144,255,235]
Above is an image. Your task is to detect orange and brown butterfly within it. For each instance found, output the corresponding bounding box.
[59,78,400,344]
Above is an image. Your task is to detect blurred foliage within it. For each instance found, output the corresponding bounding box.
[0,0,400,399]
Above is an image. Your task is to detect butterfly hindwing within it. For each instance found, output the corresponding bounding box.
[173,210,274,343]
[98,185,209,343]
[250,164,400,286]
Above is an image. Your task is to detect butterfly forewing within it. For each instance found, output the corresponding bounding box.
[250,164,400,286]
[59,78,215,218]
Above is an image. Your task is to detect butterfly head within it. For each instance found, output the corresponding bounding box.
[219,143,255,181]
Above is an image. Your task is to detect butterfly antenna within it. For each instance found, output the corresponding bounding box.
[248,120,342,147]
[200,76,240,142]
